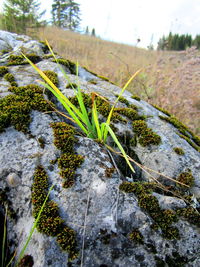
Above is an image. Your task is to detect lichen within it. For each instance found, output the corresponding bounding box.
[43,70,59,86]
[173,147,185,155]
[51,122,84,188]
[0,84,54,133]
[176,170,195,188]
[131,120,161,146]
[31,165,77,260]
[119,182,179,239]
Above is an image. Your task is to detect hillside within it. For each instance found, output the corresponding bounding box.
[37,27,200,135]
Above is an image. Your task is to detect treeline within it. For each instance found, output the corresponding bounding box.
[158,32,200,51]
[0,0,81,35]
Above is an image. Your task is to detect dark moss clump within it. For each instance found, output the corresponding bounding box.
[131,120,161,147]
[173,147,185,155]
[7,54,41,66]
[97,75,110,82]
[17,255,34,267]
[43,70,59,86]
[58,153,84,188]
[153,105,171,116]
[115,94,130,106]
[88,79,98,85]
[40,41,52,53]
[53,58,76,74]
[120,182,179,239]
[105,167,115,178]
[66,83,78,89]
[38,137,45,149]
[176,170,194,188]
[0,66,9,77]
[115,108,143,121]
[25,54,41,64]
[4,72,18,87]
[0,84,54,133]
[131,95,141,101]
[129,228,144,244]
[159,115,200,152]
[31,165,77,260]
[176,207,200,227]
[51,122,84,188]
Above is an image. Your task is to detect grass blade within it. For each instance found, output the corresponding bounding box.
[15,184,54,267]
[103,123,135,173]
[92,100,101,140]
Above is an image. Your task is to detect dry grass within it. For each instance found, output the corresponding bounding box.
[36,27,200,135]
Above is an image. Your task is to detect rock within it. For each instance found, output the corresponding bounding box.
[0,31,200,267]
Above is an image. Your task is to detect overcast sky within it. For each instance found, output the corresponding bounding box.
[1,0,200,48]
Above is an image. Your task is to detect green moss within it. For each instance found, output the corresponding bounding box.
[0,66,9,77]
[159,115,200,151]
[7,54,41,66]
[17,255,34,267]
[38,137,45,149]
[0,50,10,55]
[131,95,141,101]
[114,108,143,121]
[132,120,161,147]
[58,153,84,188]
[4,72,18,87]
[88,79,98,85]
[105,167,115,178]
[97,75,110,82]
[153,105,171,116]
[40,41,52,53]
[31,165,77,260]
[51,122,84,188]
[43,70,59,86]
[66,83,78,89]
[115,94,130,106]
[176,170,194,188]
[129,228,144,244]
[119,182,179,239]
[43,54,54,59]
[176,207,200,227]
[53,58,76,74]
[0,84,54,133]
[173,147,185,155]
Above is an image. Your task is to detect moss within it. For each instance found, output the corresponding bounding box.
[173,147,185,155]
[115,108,143,121]
[31,166,77,260]
[132,120,161,147]
[0,84,54,133]
[153,105,171,116]
[119,182,179,239]
[115,94,130,106]
[40,41,52,53]
[176,207,200,227]
[43,70,59,86]
[7,54,41,66]
[53,58,76,74]
[58,153,84,188]
[38,137,45,149]
[159,115,200,151]
[51,122,84,188]
[176,170,194,188]
[0,66,9,77]
[66,83,78,89]
[97,75,110,82]
[131,95,141,101]
[0,49,10,55]
[128,228,144,244]
[43,54,54,59]
[88,79,98,85]
[17,255,34,267]
[4,72,18,87]
[105,167,115,178]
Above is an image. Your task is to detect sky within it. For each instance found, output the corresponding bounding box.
[1,0,200,49]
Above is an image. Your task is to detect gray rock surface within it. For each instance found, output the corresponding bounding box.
[0,30,200,267]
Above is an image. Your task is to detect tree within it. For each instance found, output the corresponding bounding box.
[51,0,81,31]
[1,0,46,34]
[91,28,96,37]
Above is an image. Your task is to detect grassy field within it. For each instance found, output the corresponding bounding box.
[36,27,200,135]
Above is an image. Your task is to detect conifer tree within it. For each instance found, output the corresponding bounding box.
[51,0,81,31]
[1,0,46,34]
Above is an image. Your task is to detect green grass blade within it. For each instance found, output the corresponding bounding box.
[2,205,8,267]
[103,123,135,173]
[92,101,101,140]
[15,185,54,267]
[103,69,142,142]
